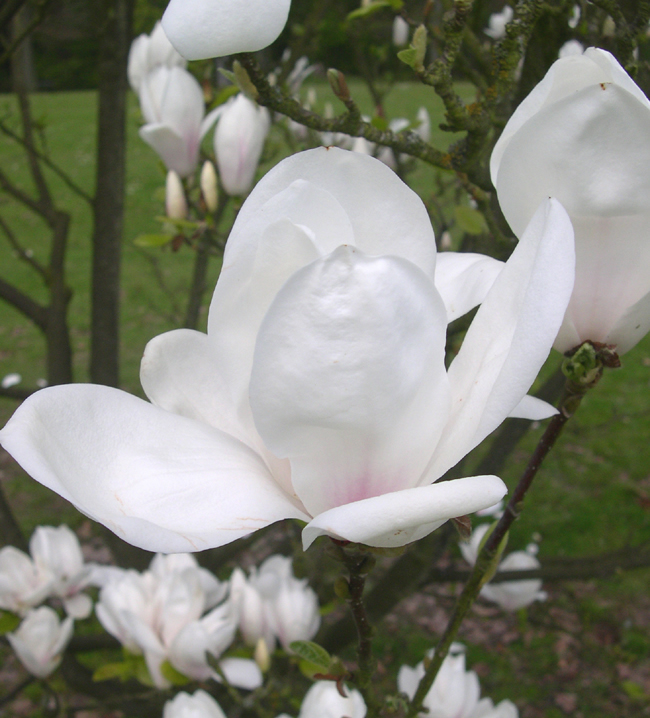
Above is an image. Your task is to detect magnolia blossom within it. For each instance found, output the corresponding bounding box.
[460,527,546,611]
[491,47,650,355]
[485,5,513,40]
[294,681,367,718]
[128,20,186,94]
[95,555,236,688]
[164,690,226,718]
[481,548,547,612]
[201,160,219,212]
[214,94,271,195]
[0,546,53,616]
[0,148,574,554]
[558,39,584,58]
[30,525,93,619]
[393,16,410,47]
[162,0,291,59]
[138,66,221,177]
[1,372,21,389]
[230,555,320,651]
[399,645,519,718]
[7,606,74,678]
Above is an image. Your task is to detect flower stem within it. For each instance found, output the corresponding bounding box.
[406,343,611,718]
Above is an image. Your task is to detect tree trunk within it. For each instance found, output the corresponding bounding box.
[90,0,134,386]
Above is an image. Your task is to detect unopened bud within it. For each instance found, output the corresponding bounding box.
[165,171,187,220]
[412,25,428,72]
[327,69,350,102]
[334,577,351,600]
[254,638,271,673]
[200,160,219,212]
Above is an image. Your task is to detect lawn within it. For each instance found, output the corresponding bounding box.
[0,83,649,718]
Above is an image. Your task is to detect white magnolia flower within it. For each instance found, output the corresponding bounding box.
[558,39,584,58]
[399,645,481,718]
[298,681,366,718]
[393,16,410,47]
[164,689,227,718]
[485,5,513,40]
[460,528,546,612]
[268,571,320,651]
[0,148,574,554]
[30,525,93,619]
[213,94,271,196]
[399,645,519,718]
[7,606,73,678]
[0,546,53,616]
[138,66,221,177]
[1,373,21,389]
[128,20,186,94]
[162,0,292,60]
[481,548,546,611]
[491,47,650,355]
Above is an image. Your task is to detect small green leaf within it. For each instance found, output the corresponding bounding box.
[134,233,173,248]
[93,662,131,682]
[454,205,488,235]
[218,68,237,85]
[0,611,21,635]
[622,680,647,700]
[347,2,392,22]
[289,640,331,670]
[397,47,418,69]
[298,658,324,680]
[160,660,190,686]
[213,85,240,107]
[371,115,389,131]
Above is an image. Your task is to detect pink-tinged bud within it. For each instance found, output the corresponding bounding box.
[200,161,219,212]
[165,171,188,219]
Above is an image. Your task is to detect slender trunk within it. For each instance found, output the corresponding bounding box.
[46,210,73,384]
[90,0,134,386]
[10,4,37,93]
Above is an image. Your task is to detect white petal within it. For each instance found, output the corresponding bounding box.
[0,385,308,553]
[219,657,263,690]
[605,287,650,355]
[428,199,575,479]
[250,246,451,517]
[302,475,507,549]
[508,394,557,420]
[162,0,292,59]
[139,124,197,178]
[63,593,93,620]
[434,252,504,322]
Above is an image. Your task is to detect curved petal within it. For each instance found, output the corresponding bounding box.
[508,394,557,420]
[217,147,437,282]
[0,385,308,554]
[140,329,250,446]
[434,252,504,322]
[495,83,650,238]
[427,199,575,480]
[250,245,451,517]
[219,657,263,690]
[139,124,197,178]
[162,0,292,59]
[605,287,650,355]
[302,475,507,549]
[555,213,650,352]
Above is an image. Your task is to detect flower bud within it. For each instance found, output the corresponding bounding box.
[165,171,188,220]
[327,69,350,103]
[254,637,271,673]
[200,161,219,212]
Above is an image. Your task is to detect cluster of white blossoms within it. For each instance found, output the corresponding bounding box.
[399,644,519,718]
[1,528,320,686]
[127,21,270,198]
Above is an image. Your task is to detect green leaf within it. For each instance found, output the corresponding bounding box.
[454,206,488,235]
[397,47,418,69]
[218,68,237,85]
[371,115,389,131]
[347,2,391,22]
[622,680,647,700]
[213,84,240,108]
[0,611,21,635]
[92,662,131,682]
[298,658,324,680]
[134,233,173,248]
[160,660,190,686]
[289,640,331,671]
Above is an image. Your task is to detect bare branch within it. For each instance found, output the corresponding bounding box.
[0,274,48,329]
[0,212,48,279]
